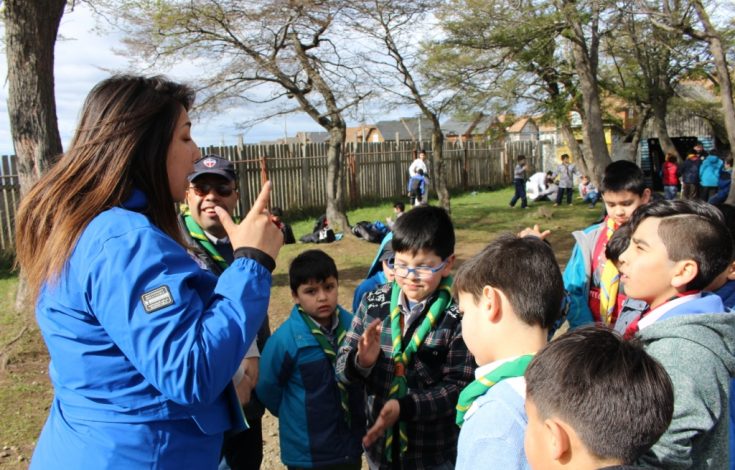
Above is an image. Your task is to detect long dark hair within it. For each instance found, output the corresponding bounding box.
[15,75,195,301]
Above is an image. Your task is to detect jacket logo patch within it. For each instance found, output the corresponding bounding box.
[141,286,174,313]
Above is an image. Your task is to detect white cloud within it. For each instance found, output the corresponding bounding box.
[0,3,419,156]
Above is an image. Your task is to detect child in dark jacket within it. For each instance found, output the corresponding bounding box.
[256,250,365,469]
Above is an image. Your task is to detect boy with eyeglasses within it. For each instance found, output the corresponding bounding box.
[337,205,475,469]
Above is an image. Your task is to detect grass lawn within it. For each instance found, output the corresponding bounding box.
[0,186,601,469]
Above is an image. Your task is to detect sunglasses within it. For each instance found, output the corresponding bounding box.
[189,183,235,198]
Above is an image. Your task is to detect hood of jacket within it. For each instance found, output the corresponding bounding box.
[638,295,735,377]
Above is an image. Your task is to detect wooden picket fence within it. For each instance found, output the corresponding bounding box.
[0,139,541,251]
[200,140,542,218]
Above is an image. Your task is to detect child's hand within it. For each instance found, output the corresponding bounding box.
[519,224,551,240]
[363,399,400,447]
[357,318,382,369]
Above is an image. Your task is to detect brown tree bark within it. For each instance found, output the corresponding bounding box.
[688,2,735,204]
[651,98,679,158]
[560,0,612,184]
[4,0,66,310]
[4,0,65,193]
[430,124,450,211]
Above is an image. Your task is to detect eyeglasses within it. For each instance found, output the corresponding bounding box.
[386,259,448,279]
[189,183,235,198]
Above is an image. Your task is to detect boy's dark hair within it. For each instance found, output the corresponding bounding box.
[453,234,563,329]
[605,223,632,262]
[600,160,646,195]
[561,153,570,161]
[517,154,526,162]
[417,169,424,176]
[270,206,283,217]
[627,199,732,290]
[289,249,339,294]
[392,205,454,260]
[393,201,405,212]
[525,326,674,464]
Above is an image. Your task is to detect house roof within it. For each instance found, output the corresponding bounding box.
[374,117,436,141]
[441,118,475,136]
[346,125,377,142]
[507,116,535,133]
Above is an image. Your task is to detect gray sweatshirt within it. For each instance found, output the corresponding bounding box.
[637,311,735,469]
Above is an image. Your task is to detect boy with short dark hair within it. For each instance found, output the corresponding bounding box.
[524,326,674,470]
[452,234,564,469]
[616,199,735,468]
[552,154,578,206]
[563,160,651,329]
[509,155,529,209]
[256,250,365,469]
[336,206,474,469]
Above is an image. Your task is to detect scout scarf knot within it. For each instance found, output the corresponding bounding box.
[183,213,229,270]
[455,354,534,426]
[297,306,351,427]
[385,277,453,462]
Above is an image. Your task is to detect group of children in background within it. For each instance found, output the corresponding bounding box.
[252,151,735,470]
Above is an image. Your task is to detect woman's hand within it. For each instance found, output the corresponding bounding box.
[215,181,283,260]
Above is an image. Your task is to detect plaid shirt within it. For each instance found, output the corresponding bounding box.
[336,283,475,469]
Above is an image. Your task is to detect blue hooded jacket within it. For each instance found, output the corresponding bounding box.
[30,189,271,469]
[256,305,365,468]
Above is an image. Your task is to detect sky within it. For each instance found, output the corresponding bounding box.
[0,3,415,155]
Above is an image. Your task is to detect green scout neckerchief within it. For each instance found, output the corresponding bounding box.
[385,277,453,462]
[455,354,534,426]
[297,306,351,427]
[183,213,229,270]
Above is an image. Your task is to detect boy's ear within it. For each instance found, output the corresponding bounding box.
[641,188,652,204]
[726,261,735,281]
[671,259,699,289]
[545,418,572,462]
[481,285,501,322]
[442,254,456,275]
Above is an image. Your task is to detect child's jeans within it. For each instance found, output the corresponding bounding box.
[583,191,599,206]
[509,178,527,208]
[663,185,678,200]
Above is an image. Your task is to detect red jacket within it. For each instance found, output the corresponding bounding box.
[663,161,679,186]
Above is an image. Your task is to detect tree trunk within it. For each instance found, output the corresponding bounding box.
[627,107,651,163]
[573,59,612,185]
[4,0,65,311]
[325,126,350,232]
[690,3,735,205]
[5,0,65,193]
[559,122,591,182]
[562,0,612,185]
[651,98,679,158]
[429,121,450,212]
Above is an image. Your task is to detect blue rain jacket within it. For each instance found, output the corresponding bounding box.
[30,189,271,469]
[256,305,365,468]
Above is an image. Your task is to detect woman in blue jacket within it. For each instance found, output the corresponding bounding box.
[15,75,283,469]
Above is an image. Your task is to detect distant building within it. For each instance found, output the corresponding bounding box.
[374,117,436,143]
